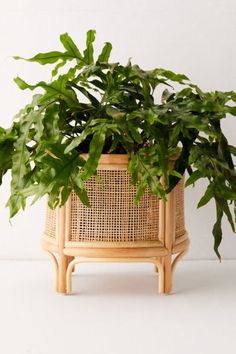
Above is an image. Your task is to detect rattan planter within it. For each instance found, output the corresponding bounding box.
[42,154,189,294]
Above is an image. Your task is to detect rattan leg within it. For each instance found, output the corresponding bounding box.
[44,250,59,292]
[67,256,75,272]
[171,249,188,274]
[66,258,80,294]
[58,254,68,293]
[154,258,164,294]
[164,255,172,294]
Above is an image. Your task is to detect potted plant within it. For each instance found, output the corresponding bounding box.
[0,30,235,294]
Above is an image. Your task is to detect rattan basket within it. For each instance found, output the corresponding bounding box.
[42,154,189,294]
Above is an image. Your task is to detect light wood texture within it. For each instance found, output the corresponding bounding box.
[163,189,176,293]
[67,256,75,272]
[42,154,189,295]
[172,238,190,254]
[63,246,168,258]
[65,240,163,249]
[165,189,176,251]
[172,249,188,274]
[174,232,189,246]
[158,199,165,244]
[164,255,172,294]
[57,206,67,293]
[155,258,165,294]
[81,153,128,170]
[81,153,128,165]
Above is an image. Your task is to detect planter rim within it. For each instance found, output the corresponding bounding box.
[80,153,179,167]
[81,153,128,166]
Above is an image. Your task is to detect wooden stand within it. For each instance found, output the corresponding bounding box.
[42,155,189,295]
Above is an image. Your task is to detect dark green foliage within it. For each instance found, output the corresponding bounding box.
[1,29,236,258]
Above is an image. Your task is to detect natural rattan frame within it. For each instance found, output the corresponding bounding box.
[42,154,189,294]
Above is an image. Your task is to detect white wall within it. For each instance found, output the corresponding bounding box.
[0,0,235,259]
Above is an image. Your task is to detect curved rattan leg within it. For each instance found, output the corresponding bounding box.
[66,258,81,294]
[67,256,75,272]
[154,264,159,273]
[44,250,59,292]
[154,258,164,294]
[171,249,188,274]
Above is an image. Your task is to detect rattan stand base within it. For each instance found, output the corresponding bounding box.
[42,155,189,295]
[42,240,189,294]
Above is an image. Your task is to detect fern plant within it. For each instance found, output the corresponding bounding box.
[0,29,236,259]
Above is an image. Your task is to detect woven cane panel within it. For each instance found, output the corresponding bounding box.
[69,170,160,245]
[44,206,56,240]
[175,179,185,237]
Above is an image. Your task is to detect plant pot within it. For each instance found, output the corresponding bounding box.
[42,154,189,294]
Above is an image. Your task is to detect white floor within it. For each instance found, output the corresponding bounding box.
[0,260,236,354]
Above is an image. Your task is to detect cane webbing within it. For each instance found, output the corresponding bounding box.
[69,170,160,245]
[44,170,185,247]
